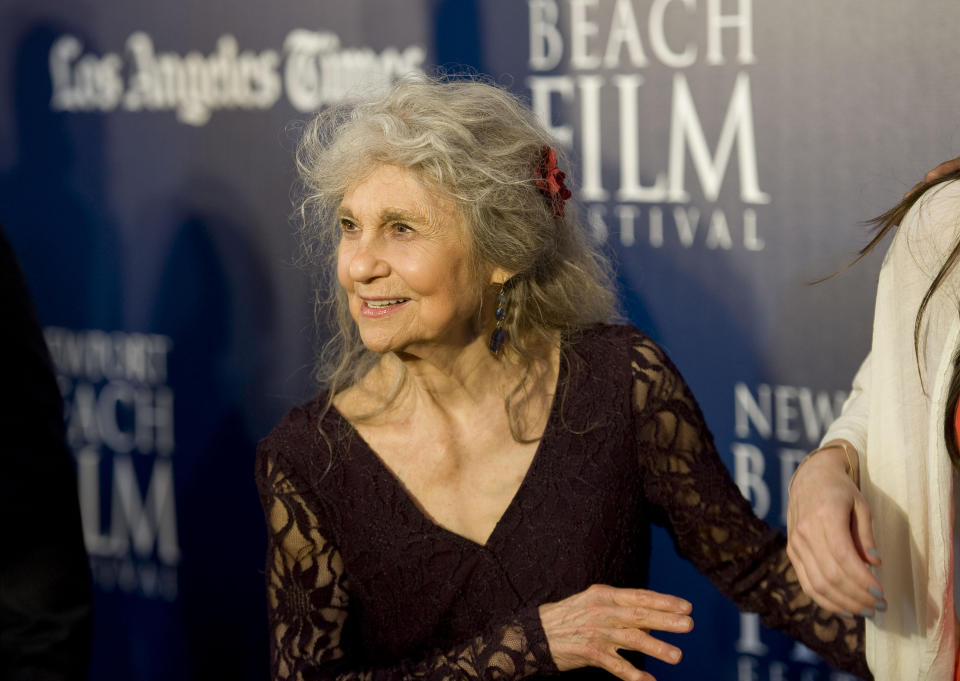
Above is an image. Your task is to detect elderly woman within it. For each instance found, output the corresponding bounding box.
[256,76,868,681]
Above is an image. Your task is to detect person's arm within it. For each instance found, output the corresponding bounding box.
[787,356,883,618]
[0,224,92,681]
[256,445,556,681]
[257,427,694,681]
[628,334,871,679]
[790,178,960,623]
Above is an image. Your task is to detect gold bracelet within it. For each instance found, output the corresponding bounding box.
[788,441,859,496]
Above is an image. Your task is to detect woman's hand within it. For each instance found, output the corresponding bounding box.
[786,442,884,617]
[539,584,693,681]
[905,156,960,198]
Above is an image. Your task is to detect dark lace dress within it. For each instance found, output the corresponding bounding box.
[256,325,869,681]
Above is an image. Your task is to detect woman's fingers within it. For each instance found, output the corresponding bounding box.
[610,587,692,615]
[850,496,881,566]
[790,537,847,613]
[590,601,693,634]
[592,650,652,681]
[826,507,882,608]
[792,533,871,615]
[926,157,960,183]
[796,514,875,611]
[605,626,684,665]
[787,451,883,614]
[904,156,960,198]
[789,498,881,614]
[629,607,693,634]
[540,585,693,676]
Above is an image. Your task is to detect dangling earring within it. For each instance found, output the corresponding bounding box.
[488,284,507,356]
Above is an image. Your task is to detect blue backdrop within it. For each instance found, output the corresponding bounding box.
[3,1,960,679]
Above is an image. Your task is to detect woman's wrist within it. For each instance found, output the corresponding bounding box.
[789,440,859,495]
[818,440,859,486]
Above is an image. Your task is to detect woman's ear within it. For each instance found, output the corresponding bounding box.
[489,266,514,286]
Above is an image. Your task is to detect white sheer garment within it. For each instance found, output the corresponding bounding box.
[822,180,960,681]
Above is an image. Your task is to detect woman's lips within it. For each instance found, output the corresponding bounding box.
[359,297,410,318]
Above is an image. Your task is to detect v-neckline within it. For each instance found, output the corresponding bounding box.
[329,353,568,551]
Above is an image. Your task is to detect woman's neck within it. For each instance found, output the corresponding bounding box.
[338,331,560,428]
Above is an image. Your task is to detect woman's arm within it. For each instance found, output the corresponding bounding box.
[791,179,960,624]
[787,438,883,617]
[786,354,884,618]
[629,335,871,679]
[258,430,696,681]
[257,447,555,681]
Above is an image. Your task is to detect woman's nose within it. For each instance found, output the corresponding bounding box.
[347,237,389,282]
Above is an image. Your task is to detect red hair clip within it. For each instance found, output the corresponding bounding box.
[535,146,572,218]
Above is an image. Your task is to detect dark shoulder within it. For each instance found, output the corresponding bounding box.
[258,393,330,454]
[255,393,339,493]
[569,324,688,406]
[556,324,689,431]
[567,323,672,373]
[566,323,649,355]
[561,324,655,397]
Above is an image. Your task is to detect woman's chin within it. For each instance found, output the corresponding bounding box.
[359,337,396,355]
[355,323,484,358]
[356,327,406,355]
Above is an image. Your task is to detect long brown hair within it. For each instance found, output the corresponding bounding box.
[850,168,960,467]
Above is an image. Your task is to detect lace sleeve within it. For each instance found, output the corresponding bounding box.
[629,336,871,680]
[255,446,557,681]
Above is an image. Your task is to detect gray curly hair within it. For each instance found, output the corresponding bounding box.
[295,74,618,402]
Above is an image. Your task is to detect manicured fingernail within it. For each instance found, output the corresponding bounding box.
[868,548,880,559]
[860,608,875,618]
[670,649,681,663]
[869,586,884,600]
[841,611,853,618]
[875,601,887,612]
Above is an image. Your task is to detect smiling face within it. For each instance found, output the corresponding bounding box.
[337,165,502,357]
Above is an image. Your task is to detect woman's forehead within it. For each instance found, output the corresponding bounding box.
[340,165,463,222]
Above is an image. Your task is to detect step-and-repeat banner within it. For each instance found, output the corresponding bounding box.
[2,1,959,679]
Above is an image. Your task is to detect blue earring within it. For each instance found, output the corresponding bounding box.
[488,285,507,356]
